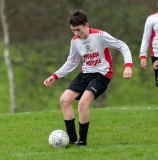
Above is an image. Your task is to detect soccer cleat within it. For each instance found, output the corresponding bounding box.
[69,140,78,144]
[77,140,87,146]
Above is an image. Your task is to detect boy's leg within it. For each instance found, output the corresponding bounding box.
[64,119,78,143]
[60,89,80,143]
[78,90,95,123]
[78,90,95,145]
[77,74,110,145]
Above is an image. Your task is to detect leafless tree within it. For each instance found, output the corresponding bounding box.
[0,0,16,113]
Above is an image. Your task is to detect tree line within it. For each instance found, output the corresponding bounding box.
[0,0,157,113]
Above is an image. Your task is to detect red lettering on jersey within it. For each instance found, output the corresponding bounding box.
[83,52,99,59]
[86,58,101,66]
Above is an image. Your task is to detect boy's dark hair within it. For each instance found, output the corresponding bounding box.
[68,10,88,26]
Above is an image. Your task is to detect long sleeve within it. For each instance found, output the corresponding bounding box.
[139,16,153,58]
[53,40,81,79]
[99,31,132,67]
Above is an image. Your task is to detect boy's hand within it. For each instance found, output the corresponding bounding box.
[153,60,158,70]
[140,59,147,69]
[44,76,55,87]
[123,67,132,79]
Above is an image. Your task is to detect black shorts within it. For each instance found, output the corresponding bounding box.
[152,57,158,87]
[67,72,110,100]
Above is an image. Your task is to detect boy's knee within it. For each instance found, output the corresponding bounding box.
[78,101,88,112]
[60,95,72,106]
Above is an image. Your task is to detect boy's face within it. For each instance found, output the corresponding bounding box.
[70,23,89,39]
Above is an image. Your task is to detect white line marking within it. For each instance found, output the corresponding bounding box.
[12,152,52,157]
[105,107,158,110]
[0,107,158,117]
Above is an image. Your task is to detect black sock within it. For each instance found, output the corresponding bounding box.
[64,119,78,142]
[79,122,89,144]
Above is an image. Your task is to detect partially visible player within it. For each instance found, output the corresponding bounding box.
[44,10,132,146]
[139,3,158,86]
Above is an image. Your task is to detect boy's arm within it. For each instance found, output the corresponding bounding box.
[139,16,152,59]
[139,16,152,69]
[100,31,132,79]
[52,40,81,80]
[44,40,81,87]
[100,31,133,68]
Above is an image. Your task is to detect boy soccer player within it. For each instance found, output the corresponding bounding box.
[44,10,132,146]
[139,3,158,86]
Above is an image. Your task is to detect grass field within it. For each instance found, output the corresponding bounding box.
[0,106,158,160]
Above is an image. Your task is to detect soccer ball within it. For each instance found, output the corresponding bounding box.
[48,129,69,148]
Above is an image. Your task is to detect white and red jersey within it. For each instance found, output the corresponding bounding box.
[140,12,158,59]
[53,28,132,80]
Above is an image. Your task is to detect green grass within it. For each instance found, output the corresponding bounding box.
[0,106,158,160]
